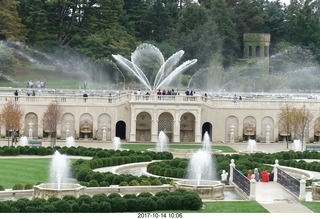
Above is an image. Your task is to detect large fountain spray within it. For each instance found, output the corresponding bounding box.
[187,131,215,183]
[156,131,169,152]
[112,43,197,92]
[49,151,71,189]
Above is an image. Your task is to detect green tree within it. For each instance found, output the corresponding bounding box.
[285,0,320,60]
[170,3,222,69]
[209,0,239,68]
[0,0,26,42]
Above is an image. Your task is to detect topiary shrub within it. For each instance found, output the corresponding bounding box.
[110,197,127,212]
[24,183,33,190]
[140,180,151,186]
[129,180,140,186]
[108,193,122,199]
[181,193,203,210]
[99,181,110,187]
[136,197,157,211]
[88,180,99,187]
[13,183,24,190]
[119,181,128,186]
[151,179,162,186]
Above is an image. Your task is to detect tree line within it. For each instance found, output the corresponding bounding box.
[0,0,320,84]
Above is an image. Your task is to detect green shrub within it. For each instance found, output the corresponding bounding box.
[110,197,127,212]
[140,179,151,186]
[24,183,33,190]
[88,180,99,187]
[99,181,110,187]
[119,181,128,186]
[108,193,122,199]
[136,197,157,211]
[129,180,140,186]
[151,179,162,185]
[0,185,4,191]
[13,183,24,190]
[181,193,202,210]
[98,201,111,212]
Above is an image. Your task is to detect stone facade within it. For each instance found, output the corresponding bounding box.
[2,92,320,143]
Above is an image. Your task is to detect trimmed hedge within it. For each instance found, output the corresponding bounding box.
[0,190,202,213]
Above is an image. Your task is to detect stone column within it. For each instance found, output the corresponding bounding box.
[129,108,136,142]
[194,109,202,143]
[249,176,256,200]
[299,175,306,201]
[173,111,180,143]
[273,159,279,182]
[151,110,158,142]
[229,159,235,182]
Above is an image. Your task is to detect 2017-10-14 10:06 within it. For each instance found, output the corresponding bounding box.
[137,213,183,218]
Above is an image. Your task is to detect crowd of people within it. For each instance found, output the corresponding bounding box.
[247,168,274,182]
[27,79,46,88]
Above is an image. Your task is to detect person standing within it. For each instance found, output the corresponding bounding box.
[83,93,88,102]
[254,168,260,181]
[247,170,253,180]
[14,90,19,101]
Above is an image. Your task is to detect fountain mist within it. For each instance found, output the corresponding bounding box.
[247,139,257,153]
[66,136,75,147]
[113,136,121,150]
[156,131,169,152]
[49,151,71,189]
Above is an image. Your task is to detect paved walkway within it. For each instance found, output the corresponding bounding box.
[255,181,314,213]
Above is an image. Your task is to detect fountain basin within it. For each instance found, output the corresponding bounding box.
[33,183,86,200]
[173,180,224,200]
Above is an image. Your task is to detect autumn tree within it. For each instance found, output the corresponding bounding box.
[0,100,23,146]
[42,101,64,147]
[277,104,294,149]
[291,105,313,150]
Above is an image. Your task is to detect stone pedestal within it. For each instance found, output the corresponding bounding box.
[102,126,107,141]
[28,121,33,140]
[266,125,270,143]
[230,124,235,143]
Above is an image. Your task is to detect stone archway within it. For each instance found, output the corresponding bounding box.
[116,121,126,140]
[158,112,174,142]
[24,113,38,139]
[202,122,212,141]
[61,113,75,139]
[261,116,274,143]
[136,112,151,142]
[79,113,93,139]
[243,116,256,141]
[97,114,112,141]
[225,116,239,143]
[180,113,195,142]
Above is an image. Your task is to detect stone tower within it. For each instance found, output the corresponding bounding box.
[243,33,270,73]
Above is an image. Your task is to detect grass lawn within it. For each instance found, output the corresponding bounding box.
[122,144,237,153]
[0,158,77,189]
[157,201,269,213]
[301,202,320,213]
